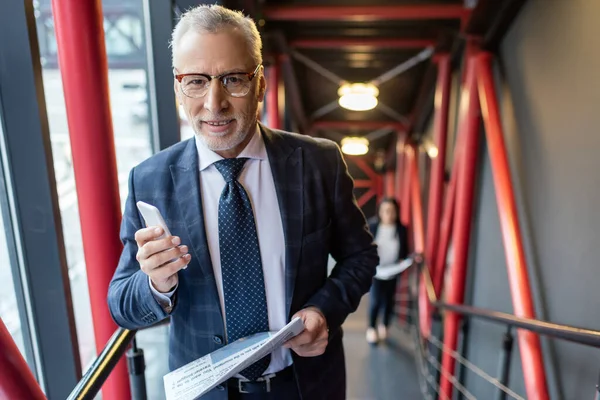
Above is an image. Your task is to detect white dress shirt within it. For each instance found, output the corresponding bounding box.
[151,126,290,374]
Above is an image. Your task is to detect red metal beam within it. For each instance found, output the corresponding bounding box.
[0,318,46,400]
[51,0,130,398]
[419,54,451,337]
[354,179,373,189]
[263,5,469,22]
[395,134,406,204]
[410,147,425,255]
[290,38,436,50]
[350,156,380,182]
[433,162,458,298]
[384,171,395,197]
[400,146,413,228]
[477,52,549,400]
[357,188,377,208]
[439,53,480,400]
[425,54,451,267]
[267,63,281,130]
[312,120,406,133]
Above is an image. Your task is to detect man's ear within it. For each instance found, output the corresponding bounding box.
[257,69,266,102]
[174,79,181,104]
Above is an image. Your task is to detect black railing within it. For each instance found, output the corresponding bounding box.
[420,261,600,348]
[67,328,137,400]
[413,258,600,398]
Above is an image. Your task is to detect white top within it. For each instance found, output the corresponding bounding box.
[151,126,290,374]
[374,224,401,281]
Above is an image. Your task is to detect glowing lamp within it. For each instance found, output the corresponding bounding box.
[338,83,379,111]
[341,137,369,156]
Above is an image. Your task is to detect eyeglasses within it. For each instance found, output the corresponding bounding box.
[174,64,262,98]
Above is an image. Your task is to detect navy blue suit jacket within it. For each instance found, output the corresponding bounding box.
[107,125,378,399]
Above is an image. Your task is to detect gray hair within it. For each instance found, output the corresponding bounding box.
[171,4,262,67]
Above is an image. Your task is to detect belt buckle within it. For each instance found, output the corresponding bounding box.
[237,373,276,393]
[237,377,250,394]
[257,373,275,393]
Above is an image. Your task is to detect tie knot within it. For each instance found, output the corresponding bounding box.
[214,158,248,182]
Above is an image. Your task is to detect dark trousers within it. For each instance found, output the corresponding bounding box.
[368,277,398,328]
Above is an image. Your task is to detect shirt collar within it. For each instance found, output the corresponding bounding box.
[195,124,266,172]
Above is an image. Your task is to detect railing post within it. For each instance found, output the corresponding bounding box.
[429,312,444,399]
[595,370,600,400]
[126,338,147,400]
[495,326,514,400]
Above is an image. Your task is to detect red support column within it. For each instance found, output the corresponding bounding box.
[267,62,281,130]
[0,318,46,400]
[425,54,451,267]
[438,53,481,400]
[419,53,451,337]
[477,52,549,400]
[433,164,458,297]
[384,170,395,197]
[51,1,130,399]
[400,145,413,228]
[395,133,406,204]
[410,148,425,254]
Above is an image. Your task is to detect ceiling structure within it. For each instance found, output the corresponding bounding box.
[225,0,526,154]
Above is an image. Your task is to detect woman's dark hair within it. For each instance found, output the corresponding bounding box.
[377,197,401,226]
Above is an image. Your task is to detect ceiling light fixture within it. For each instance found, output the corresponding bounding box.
[338,82,379,111]
[420,138,439,158]
[341,136,369,156]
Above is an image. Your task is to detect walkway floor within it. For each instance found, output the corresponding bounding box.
[344,295,423,400]
[134,295,423,399]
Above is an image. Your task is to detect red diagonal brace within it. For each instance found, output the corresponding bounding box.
[477,52,549,400]
[439,52,480,400]
[0,318,46,400]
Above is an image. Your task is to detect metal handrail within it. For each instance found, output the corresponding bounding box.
[420,261,600,348]
[67,328,137,400]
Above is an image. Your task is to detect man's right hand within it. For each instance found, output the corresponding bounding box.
[135,227,191,293]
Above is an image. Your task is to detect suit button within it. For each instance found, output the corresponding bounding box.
[216,384,225,391]
[213,335,223,345]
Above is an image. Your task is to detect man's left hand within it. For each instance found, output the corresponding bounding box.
[283,307,329,357]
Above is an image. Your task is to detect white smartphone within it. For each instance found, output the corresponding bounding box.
[136,201,172,238]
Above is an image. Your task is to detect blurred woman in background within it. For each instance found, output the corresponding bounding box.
[367,197,409,344]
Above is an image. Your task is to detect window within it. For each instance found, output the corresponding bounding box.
[0,113,26,359]
[35,0,154,370]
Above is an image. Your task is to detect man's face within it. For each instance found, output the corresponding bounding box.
[173,27,265,155]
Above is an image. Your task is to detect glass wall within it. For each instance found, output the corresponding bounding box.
[34,0,153,370]
[0,115,27,361]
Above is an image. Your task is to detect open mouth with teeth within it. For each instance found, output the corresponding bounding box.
[204,120,234,126]
[201,119,235,134]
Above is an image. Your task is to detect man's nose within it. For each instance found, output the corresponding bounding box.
[203,80,229,113]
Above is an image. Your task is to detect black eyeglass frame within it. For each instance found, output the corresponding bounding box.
[174,64,262,98]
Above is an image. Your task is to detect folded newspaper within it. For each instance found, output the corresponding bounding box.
[374,258,414,280]
[164,317,305,400]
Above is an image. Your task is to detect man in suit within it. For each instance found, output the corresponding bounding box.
[107,4,378,399]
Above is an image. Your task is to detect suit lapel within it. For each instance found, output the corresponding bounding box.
[262,124,304,319]
[169,139,222,312]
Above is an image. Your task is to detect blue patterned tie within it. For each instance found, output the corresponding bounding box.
[214,158,271,381]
